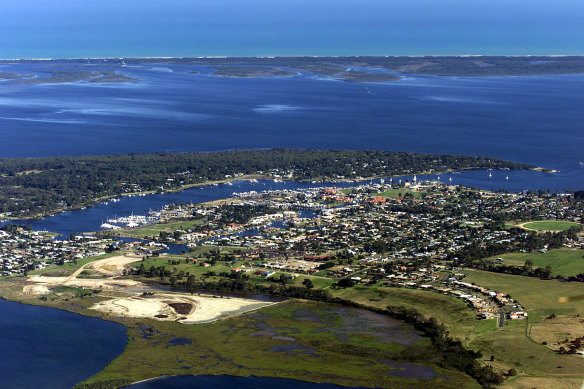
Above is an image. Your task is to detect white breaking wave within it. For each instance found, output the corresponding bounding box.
[422,95,504,104]
[253,104,301,113]
[150,67,174,73]
[56,107,211,121]
[0,116,86,124]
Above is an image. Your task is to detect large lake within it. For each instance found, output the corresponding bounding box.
[129,375,367,389]
[0,62,582,191]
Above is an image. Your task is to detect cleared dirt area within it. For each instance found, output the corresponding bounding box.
[24,252,277,323]
[82,253,143,276]
[25,253,143,291]
[90,292,277,323]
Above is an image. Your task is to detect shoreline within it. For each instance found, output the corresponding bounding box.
[0,166,553,222]
[1,54,584,61]
[3,56,584,80]
[121,373,356,388]
[0,288,471,388]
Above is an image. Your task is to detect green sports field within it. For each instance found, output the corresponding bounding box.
[522,220,581,231]
[489,248,584,277]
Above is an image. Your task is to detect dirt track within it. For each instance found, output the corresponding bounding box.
[26,253,143,290]
[24,253,277,323]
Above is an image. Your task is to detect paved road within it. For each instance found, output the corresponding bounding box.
[498,311,505,328]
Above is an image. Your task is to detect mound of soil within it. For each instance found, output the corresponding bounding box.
[168,302,193,315]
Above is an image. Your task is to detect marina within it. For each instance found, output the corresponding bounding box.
[1,167,570,239]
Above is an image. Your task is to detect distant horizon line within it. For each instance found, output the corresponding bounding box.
[1,54,583,61]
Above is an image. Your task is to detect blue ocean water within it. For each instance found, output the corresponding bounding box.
[0,0,583,57]
[0,299,127,389]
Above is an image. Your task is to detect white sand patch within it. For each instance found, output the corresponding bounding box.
[83,253,142,277]
[22,284,50,295]
[93,296,175,318]
[90,293,277,323]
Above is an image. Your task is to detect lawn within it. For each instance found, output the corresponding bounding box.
[488,248,584,277]
[121,218,205,238]
[373,188,430,199]
[522,220,581,231]
[273,273,336,289]
[188,244,244,255]
[134,255,243,280]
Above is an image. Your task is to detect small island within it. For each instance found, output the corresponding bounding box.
[6,69,137,84]
[5,56,584,83]
[338,70,401,82]
[0,72,35,81]
[210,66,298,78]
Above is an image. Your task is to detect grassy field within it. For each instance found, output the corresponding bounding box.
[136,253,337,290]
[119,218,205,238]
[83,300,479,388]
[489,248,584,277]
[328,273,584,387]
[522,220,581,231]
[461,270,584,387]
[464,270,584,322]
[374,188,431,199]
[330,285,477,340]
[135,246,248,279]
[136,255,235,280]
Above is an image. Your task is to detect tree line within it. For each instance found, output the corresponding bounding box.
[0,148,534,217]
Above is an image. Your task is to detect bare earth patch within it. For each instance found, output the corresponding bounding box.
[25,253,143,291]
[22,284,50,295]
[23,252,276,323]
[90,293,277,323]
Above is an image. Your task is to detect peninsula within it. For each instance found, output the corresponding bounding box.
[0,149,537,219]
[0,68,137,84]
[210,66,298,78]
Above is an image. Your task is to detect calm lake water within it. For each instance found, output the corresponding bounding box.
[129,375,368,389]
[0,299,127,389]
